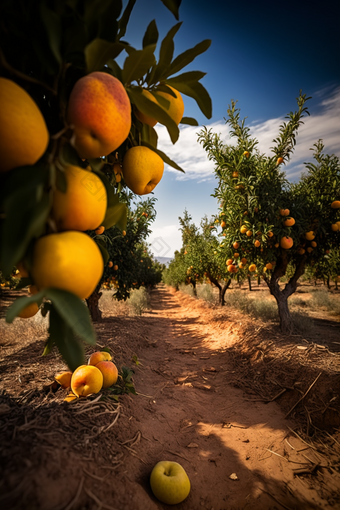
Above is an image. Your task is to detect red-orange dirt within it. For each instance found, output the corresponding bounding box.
[0,285,339,509]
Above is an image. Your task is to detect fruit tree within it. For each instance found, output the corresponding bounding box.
[0,0,212,370]
[198,96,340,333]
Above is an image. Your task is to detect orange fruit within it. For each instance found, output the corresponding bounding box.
[18,302,39,319]
[67,72,131,159]
[305,231,315,240]
[52,165,107,232]
[280,236,293,249]
[283,217,295,227]
[0,78,49,173]
[331,201,340,209]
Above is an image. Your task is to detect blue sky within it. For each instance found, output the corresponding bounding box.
[123,0,340,258]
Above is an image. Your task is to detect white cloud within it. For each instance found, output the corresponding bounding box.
[156,87,340,182]
[148,224,182,257]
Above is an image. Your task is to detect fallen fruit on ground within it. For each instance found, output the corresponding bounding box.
[88,351,112,366]
[95,361,118,388]
[64,392,78,403]
[55,371,73,389]
[18,302,39,319]
[123,146,164,195]
[150,461,191,505]
[0,78,49,173]
[31,231,103,299]
[52,166,107,232]
[67,72,131,159]
[71,365,103,397]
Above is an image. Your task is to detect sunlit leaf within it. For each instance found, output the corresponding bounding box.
[122,45,156,84]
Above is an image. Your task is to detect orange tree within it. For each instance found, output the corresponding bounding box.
[89,196,162,320]
[0,0,212,369]
[163,210,243,303]
[198,95,340,333]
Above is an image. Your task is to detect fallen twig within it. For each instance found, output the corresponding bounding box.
[285,372,322,419]
[63,477,84,510]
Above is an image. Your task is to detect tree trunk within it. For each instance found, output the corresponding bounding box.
[191,280,197,297]
[221,279,231,306]
[257,275,261,286]
[86,286,102,322]
[264,252,307,334]
[247,276,252,291]
[335,279,338,290]
[327,276,330,289]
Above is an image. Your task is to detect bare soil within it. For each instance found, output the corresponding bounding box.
[0,284,340,510]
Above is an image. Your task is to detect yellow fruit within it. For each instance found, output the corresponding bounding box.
[277,157,284,165]
[0,78,49,173]
[305,231,315,240]
[64,392,78,403]
[67,72,131,159]
[88,351,112,366]
[52,166,107,232]
[265,263,273,270]
[71,365,103,397]
[55,371,73,389]
[249,264,256,272]
[18,302,39,319]
[331,201,340,209]
[243,151,250,158]
[134,89,158,127]
[31,231,103,299]
[155,86,184,125]
[240,225,247,234]
[123,146,164,195]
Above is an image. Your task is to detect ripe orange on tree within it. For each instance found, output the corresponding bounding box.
[67,72,131,159]
[280,236,294,249]
[284,217,295,227]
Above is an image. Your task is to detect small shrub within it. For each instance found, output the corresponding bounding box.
[128,288,150,316]
[197,284,219,305]
[179,283,196,297]
[289,296,307,308]
[248,298,278,321]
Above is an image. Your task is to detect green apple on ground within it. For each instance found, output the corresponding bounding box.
[150,460,191,505]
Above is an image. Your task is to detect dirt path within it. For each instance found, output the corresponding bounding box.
[0,285,339,509]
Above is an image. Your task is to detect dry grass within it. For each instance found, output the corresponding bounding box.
[0,311,48,346]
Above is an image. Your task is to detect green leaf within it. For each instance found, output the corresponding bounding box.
[48,305,85,371]
[142,124,158,148]
[149,22,182,83]
[42,335,54,356]
[165,79,212,119]
[102,196,128,230]
[122,45,156,84]
[85,39,127,73]
[59,142,82,168]
[6,291,45,323]
[160,0,181,20]
[128,87,179,144]
[141,141,184,172]
[45,289,96,346]
[1,188,51,275]
[95,237,110,266]
[167,39,211,77]
[118,0,137,39]
[166,70,206,83]
[143,20,159,48]
[40,2,62,64]
[180,117,199,126]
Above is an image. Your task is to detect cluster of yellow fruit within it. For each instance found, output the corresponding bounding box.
[1,72,185,317]
[54,351,118,402]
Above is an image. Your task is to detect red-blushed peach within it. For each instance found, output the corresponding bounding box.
[88,351,112,366]
[67,72,131,159]
[95,361,118,388]
[71,365,103,397]
[55,371,73,389]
